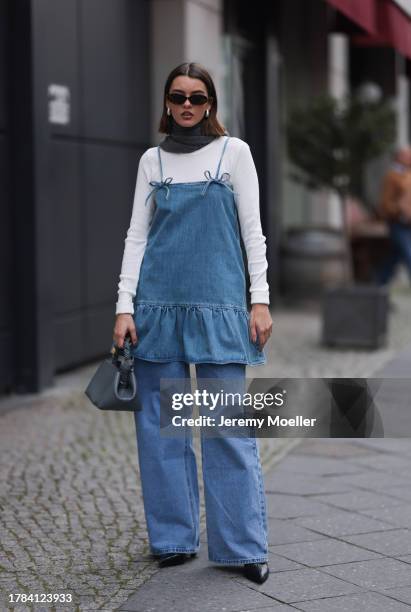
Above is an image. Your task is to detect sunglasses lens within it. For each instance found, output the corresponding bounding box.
[190,94,208,105]
[168,93,186,105]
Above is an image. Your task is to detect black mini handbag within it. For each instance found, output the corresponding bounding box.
[84,334,142,411]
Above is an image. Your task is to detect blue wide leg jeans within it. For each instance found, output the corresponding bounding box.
[132,358,269,565]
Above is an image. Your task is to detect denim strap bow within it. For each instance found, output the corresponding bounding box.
[145,176,173,206]
[201,170,237,197]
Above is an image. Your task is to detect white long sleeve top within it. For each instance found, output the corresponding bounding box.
[116,136,270,315]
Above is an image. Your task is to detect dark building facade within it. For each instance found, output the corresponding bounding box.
[1,0,150,393]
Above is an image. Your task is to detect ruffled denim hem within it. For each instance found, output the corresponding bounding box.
[132,301,267,366]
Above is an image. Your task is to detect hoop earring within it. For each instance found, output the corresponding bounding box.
[205,109,210,119]
[167,107,171,116]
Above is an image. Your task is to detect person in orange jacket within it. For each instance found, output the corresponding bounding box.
[375,146,411,285]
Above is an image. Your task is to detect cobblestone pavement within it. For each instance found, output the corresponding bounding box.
[0,289,410,611]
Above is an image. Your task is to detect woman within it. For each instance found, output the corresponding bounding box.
[113,62,273,584]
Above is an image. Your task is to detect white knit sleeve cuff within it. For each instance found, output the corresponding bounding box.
[115,295,134,315]
[250,290,270,305]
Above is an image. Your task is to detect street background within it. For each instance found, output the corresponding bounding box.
[2,0,411,610]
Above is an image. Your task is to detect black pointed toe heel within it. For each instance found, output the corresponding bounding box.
[157,552,197,568]
[243,562,269,584]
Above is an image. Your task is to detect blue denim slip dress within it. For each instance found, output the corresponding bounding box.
[133,358,269,564]
[131,135,266,366]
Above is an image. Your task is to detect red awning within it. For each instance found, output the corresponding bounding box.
[345,0,411,60]
[326,0,378,34]
[377,0,411,59]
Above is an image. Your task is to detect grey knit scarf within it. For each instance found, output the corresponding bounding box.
[159,116,220,153]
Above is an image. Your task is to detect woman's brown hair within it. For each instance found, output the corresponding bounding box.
[158,62,227,136]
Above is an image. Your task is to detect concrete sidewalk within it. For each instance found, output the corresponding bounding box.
[118,343,411,612]
[119,437,411,611]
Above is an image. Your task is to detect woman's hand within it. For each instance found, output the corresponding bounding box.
[113,314,138,349]
[249,304,272,350]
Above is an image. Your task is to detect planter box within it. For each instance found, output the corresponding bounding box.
[280,226,347,300]
[322,284,389,349]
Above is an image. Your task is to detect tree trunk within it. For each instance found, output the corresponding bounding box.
[337,190,354,284]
